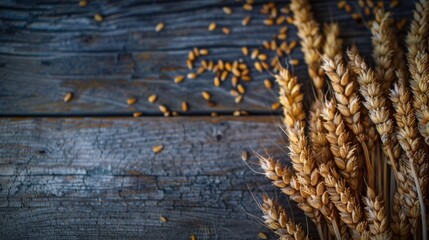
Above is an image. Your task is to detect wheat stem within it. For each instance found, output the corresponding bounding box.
[409,160,427,240]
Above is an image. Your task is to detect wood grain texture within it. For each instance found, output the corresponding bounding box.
[0,0,413,115]
[0,116,317,239]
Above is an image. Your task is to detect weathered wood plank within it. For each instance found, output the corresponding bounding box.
[0,116,317,239]
[0,0,413,115]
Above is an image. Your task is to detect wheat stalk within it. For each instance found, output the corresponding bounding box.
[322,55,373,189]
[390,75,428,238]
[319,163,368,239]
[346,49,401,183]
[261,194,309,240]
[290,0,324,92]
[320,98,361,193]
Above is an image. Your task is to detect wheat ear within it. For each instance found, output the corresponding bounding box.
[258,155,315,218]
[320,98,361,193]
[261,194,309,240]
[275,67,327,237]
[319,163,369,239]
[276,68,306,128]
[322,55,373,189]
[409,51,429,145]
[363,187,392,239]
[346,49,401,184]
[258,154,345,240]
[322,23,342,60]
[371,9,396,94]
[406,0,429,72]
[392,192,411,239]
[290,0,324,92]
[309,100,332,164]
[390,75,428,238]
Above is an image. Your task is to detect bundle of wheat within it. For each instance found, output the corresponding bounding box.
[255,0,429,239]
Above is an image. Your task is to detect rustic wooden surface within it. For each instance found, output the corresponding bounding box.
[0,0,414,239]
[0,116,316,239]
[0,0,412,115]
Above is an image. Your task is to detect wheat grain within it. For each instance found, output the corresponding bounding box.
[94,14,103,22]
[127,97,137,105]
[223,6,232,15]
[159,216,168,223]
[64,92,73,102]
[257,232,267,239]
[159,104,168,113]
[243,3,252,11]
[155,22,164,32]
[187,72,197,80]
[174,75,184,84]
[242,16,251,26]
[78,0,87,7]
[208,22,216,31]
[181,101,188,112]
[264,79,272,89]
[152,144,164,154]
[261,194,308,240]
[148,94,157,103]
[199,49,209,56]
[222,27,230,35]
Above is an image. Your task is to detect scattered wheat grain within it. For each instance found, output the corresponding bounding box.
[181,101,188,112]
[79,0,87,7]
[148,94,157,103]
[187,72,197,79]
[223,6,232,15]
[94,14,103,22]
[174,75,185,84]
[127,97,137,105]
[242,16,251,26]
[152,144,164,153]
[208,22,217,31]
[155,22,164,32]
[64,92,73,102]
[201,91,211,100]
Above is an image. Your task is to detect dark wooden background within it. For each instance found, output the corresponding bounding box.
[0,0,413,239]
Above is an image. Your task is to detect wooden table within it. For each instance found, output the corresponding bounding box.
[0,1,412,239]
